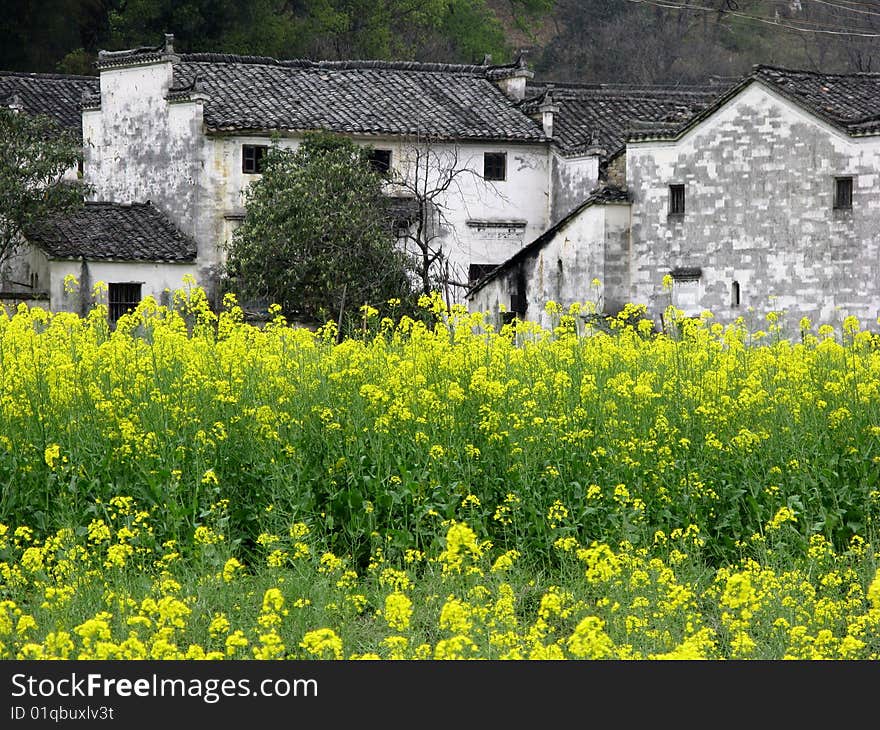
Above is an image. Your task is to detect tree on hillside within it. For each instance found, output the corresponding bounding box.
[0,107,86,271]
[223,132,416,332]
[6,0,556,74]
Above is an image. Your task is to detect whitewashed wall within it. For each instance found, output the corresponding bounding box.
[469,201,630,329]
[550,152,601,225]
[627,81,880,331]
[207,134,552,303]
[48,259,197,314]
[83,60,214,294]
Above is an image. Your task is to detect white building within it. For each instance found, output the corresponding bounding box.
[471,67,880,333]
[81,35,576,308]
[7,37,880,332]
[0,69,197,317]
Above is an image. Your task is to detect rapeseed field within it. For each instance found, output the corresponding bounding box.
[1,278,879,659]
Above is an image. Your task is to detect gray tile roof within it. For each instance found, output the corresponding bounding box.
[753,65,880,135]
[26,201,197,262]
[164,54,546,142]
[0,72,98,139]
[523,82,723,158]
[625,65,880,142]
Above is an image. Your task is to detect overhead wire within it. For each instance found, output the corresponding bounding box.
[620,0,880,36]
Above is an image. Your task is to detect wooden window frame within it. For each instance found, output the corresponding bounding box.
[108,282,142,323]
[483,152,507,181]
[242,144,268,174]
[834,176,853,210]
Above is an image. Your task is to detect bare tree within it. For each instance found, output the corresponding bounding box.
[388,133,503,307]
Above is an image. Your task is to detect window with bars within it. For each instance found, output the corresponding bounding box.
[668,184,685,216]
[834,176,853,210]
[483,152,507,181]
[108,282,142,323]
[242,144,268,174]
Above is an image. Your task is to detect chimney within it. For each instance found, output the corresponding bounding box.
[493,51,534,102]
[538,85,559,138]
[162,33,180,62]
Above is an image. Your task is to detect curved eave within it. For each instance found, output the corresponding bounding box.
[44,254,197,264]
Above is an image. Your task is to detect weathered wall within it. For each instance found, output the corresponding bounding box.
[48,259,197,314]
[83,61,214,296]
[549,152,601,226]
[209,134,552,303]
[0,243,50,297]
[469,201,630,329]
[627,81,880,331]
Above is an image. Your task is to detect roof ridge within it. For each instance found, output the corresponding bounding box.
[527,80,720,92]
[179,53,497,75]
[0,70,98,81]
[84,200,153,207]
[753,63,880,79]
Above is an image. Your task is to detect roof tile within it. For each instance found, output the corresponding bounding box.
[0,72,98,138]
[170,55,545,142]
[26,201,197,262]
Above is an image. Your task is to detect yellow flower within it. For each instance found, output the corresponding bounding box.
[491,550,520,573]
[194,526,223,545]
[206,614,230,639]
[567,616,615,659]
[299,629,343,660]
[867,569,880,611]
[44,443,61,469]
[383,592,413,632]
[221,557,243,583]
[547,500,569,529]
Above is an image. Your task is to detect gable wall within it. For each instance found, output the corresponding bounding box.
[549,152,601,225]
[470,202,630,329]
[83,63,215,296]
[627,82,880,330]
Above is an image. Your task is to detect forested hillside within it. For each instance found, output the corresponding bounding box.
[4,0,880,83]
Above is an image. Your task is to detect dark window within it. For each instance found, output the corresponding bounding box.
[368,149,392,175]
[834,176,853,210]
[242,144,268,174]
[483,152,507,181]
[469,263,496,284]
[509,266,526,316]
[109,282,142,323]
[731,280,740,308]
[669,184,685,216]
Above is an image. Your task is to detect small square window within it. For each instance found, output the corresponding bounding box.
[669,184,685,216]
[834,176,853,210]
[242,144,268,174]
[483,152,507,181]
[108,282,142,323]
[368,149,392,175]
[468,263,496,284]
